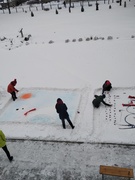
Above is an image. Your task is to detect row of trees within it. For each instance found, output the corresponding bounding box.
[0,0,126,14]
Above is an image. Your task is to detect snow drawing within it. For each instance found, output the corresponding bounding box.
[94,87,135,130]
[119,106,135,129]
[92,87,135,144]
[1,86,135,144]
[0,88,81,124]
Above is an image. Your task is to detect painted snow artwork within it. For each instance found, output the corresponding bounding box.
[0,88,80,124]
[93,87,135,144]
[1,86,135,144]
[0,0,135,178]
[0,0,135,148]
[0,87,88,141]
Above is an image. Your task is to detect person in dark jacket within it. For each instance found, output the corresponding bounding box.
[92,94,112,108]
[55,98,75,129]
[102,80,112,94]
[0,130,13,162]
[7,79,19,101]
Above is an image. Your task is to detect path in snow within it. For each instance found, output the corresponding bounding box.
[0,140,135,180]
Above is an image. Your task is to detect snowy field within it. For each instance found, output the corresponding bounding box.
[0,0,135,145]
[0,0,135,179]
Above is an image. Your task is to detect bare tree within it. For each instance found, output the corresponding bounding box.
[7,0,11,14]
[119,0,122,6]
[69,0,71,8]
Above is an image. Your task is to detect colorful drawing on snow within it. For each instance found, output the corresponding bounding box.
[94,88,135,130]
[24,108,36,116]
[21,93,32,99]
[92,87,135,144]
[0,88,81,124]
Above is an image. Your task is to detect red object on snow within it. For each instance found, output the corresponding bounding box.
[122,101,135,106]
[24,108,36,116]
[128,95,135,99]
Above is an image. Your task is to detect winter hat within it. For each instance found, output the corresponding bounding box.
[105,80,111,85]
[57,98,63,103]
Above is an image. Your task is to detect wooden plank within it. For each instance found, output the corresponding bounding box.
[100,165,134,178]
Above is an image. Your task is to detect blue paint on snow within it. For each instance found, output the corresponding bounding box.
[0,88,80,124]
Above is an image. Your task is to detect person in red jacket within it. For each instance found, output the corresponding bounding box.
[0,130,13,162]
[55,98,75,129]
[102,80,112,94]
[7,79,19,101]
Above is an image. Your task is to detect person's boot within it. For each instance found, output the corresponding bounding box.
[9,156,13,162]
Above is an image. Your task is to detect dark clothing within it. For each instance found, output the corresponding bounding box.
[61,115,74,129]
[56,102,68,120]
[102,80,112,94]
[2,145,12,161]
[0,130,13,162]
[55,99,74,129]
[92,95,111,108]
[11,91,17,101]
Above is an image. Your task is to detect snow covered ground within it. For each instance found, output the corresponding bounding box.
[1,140,135,180]
[1,86,135,144]
[0,0,135,144]
[0,0,135,179]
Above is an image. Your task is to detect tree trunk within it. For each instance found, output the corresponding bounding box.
[7,0,11,14]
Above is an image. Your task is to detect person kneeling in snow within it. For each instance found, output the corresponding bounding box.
[0,130,13,162]
[7,79,19,101]
[102,80,112,94]
[55,98,75,129]
[92,94,112,108]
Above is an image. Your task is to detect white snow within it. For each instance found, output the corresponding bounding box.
[0,0,135,145]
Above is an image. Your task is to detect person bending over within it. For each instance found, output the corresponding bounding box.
[92,94,112,108]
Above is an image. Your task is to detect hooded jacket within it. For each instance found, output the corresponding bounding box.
[55,98,69,119]
[0,130,6,148]
[7,79,18,93]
